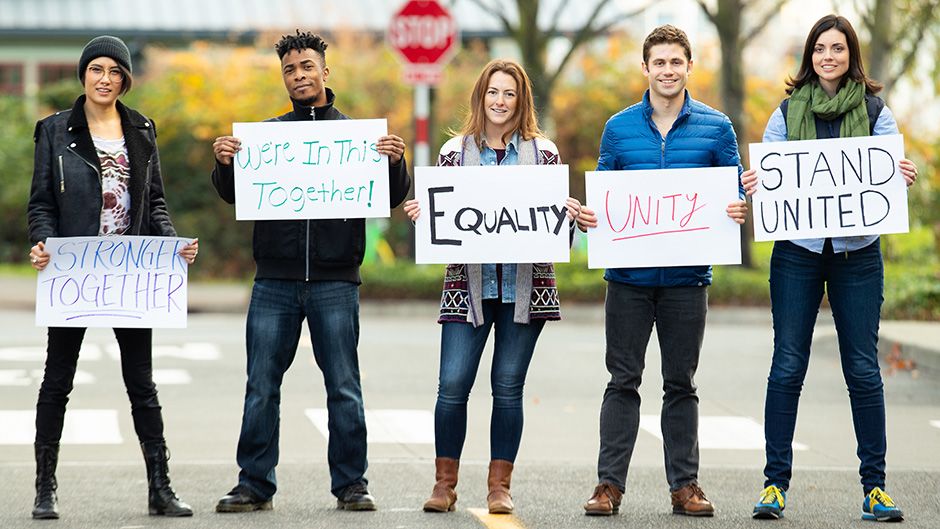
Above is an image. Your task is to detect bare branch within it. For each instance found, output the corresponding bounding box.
[887,0,940,88]
[546,0,572,36]
[696,0,718,26]
[465,0,516,36]
[887,0,939,50]
[743,0,788,43]
[546,1,651,89]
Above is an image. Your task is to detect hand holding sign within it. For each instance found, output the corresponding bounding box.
[898,158,918,187]
[214,136,241,165]
[375,134,406,165]
[29,241,50,271]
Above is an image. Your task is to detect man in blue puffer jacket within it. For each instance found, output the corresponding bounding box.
[578,25,754,518]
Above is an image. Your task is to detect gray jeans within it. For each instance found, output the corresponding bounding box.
[596,281,707,492]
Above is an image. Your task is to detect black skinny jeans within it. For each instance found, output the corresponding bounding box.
[596,282,708,492]
[35,327,164,445]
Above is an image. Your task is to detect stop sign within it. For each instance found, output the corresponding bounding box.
[388,0,459,67]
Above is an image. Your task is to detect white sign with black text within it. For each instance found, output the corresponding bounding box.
[748,134,908,241]
[414,165,570,264]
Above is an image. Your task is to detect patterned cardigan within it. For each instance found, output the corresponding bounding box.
[437,134,565,327]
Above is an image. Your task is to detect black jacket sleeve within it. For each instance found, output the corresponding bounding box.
[147,122,177,236]
[27,120,58,244]
[387,155,411,209]
[210,160,237,205]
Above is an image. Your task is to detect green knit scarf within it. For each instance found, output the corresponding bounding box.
[786,80,868,140]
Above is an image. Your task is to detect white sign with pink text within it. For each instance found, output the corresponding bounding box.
[585,167,742,269]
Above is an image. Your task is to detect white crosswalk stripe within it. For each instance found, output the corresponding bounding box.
[0,369,96,386]
[0,344,103,362]
[639,415,809,450]
[305,408,435,444]
[0,409,122,445]
[152,369,192,385]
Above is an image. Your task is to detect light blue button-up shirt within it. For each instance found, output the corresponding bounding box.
[761,105,900,253]
[480,133,519,302]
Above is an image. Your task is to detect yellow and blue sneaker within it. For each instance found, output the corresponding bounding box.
[752,485,786,519]
[862,487,903,522]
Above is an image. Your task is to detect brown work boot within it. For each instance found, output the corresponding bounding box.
[486,460,514,514]
[583,482,623,516]
[671,482,715,516]
[423,458,459,512]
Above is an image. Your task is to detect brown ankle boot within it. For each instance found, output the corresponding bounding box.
[486,459,514,514]
[423,458,459,512]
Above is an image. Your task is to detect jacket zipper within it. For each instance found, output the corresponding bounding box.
[67,146,100,178]
[57,155,65,192]
[305,105,317,281]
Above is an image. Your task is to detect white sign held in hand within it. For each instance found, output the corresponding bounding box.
[414,165,571,264]
[748,134,908,241]
[585,167,742,269]
[233,119,391,220]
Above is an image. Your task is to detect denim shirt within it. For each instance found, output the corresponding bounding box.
[480,133,519,302]
[762,105,899,254]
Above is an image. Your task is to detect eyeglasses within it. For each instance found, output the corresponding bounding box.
[86,65,124,82]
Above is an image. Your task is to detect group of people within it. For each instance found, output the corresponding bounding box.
[25,14,918,523]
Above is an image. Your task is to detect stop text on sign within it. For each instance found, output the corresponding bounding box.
[389,16,455,51]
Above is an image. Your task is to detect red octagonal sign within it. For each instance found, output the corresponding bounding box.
[388,0,459,67]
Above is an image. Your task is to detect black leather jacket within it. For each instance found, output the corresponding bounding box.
[210,89,411,284]
[28,95,176,244]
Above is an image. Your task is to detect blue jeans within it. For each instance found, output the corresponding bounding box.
[236,279,366,499]
[435,299,545,462]
[763,240,886,494]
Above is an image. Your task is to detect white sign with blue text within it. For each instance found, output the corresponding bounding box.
[233,119,390,220]
[35,236,192,328]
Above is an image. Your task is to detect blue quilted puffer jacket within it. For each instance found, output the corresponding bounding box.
[598,90,744,287]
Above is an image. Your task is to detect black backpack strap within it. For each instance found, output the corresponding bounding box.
[865,95,885,135]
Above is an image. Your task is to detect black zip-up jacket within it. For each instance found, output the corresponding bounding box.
[28,95,177,244]
[211,88,411,284]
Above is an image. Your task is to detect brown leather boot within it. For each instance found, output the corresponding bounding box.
[671,482,714,516]
[486,459,514,514]
[583,482,623,516]
[423,457,459,512]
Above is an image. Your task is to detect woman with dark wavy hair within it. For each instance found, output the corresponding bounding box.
[744,15,918,522]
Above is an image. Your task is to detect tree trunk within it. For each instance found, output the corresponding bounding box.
[715,1,753,268]
[516,0,553,125]
[865,0,893,95]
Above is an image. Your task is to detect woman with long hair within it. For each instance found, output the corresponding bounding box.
[744,15,918,522]
[27,35,197,519]
[404,59,580,515]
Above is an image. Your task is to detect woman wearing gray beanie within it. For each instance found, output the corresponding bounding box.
[26,35,197,519]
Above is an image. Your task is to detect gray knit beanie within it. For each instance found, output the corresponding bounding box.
[77,35,132,81]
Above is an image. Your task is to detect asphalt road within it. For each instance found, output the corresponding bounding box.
[1,304,938,529]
